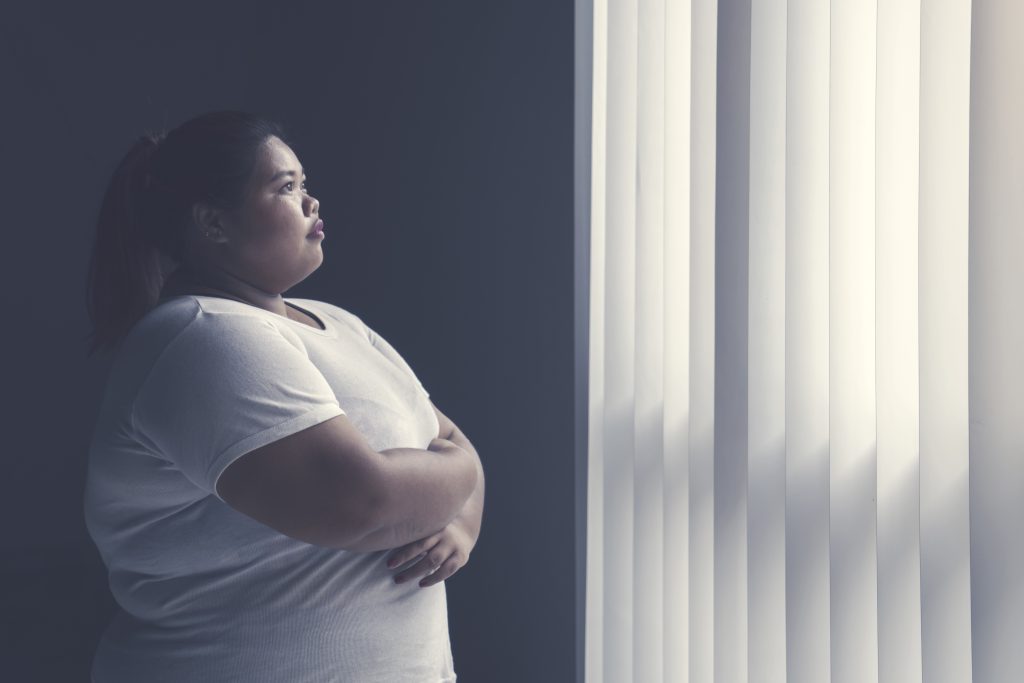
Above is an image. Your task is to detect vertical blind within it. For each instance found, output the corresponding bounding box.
[578,1,1024,682]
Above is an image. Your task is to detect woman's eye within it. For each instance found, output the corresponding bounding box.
[282,181,309,193]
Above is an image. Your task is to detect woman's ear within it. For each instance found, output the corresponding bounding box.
[191,203,229,244]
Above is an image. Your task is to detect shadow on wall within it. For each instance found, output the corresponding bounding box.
[2,546,117,680]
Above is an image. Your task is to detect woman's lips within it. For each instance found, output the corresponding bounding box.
[308,219,325,237]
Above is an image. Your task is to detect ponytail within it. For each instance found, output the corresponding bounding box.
[84,111,289,358]
[84,132,171,358]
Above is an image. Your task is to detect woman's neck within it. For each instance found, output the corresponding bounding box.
[160,263,288,317]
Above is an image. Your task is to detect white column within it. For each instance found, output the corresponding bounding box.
[690,1,718,682]
[875,2,923,682]
[829,1,879,682]
[634,0,666,680]
[785,2,832,683]
[663,1,695,681]
[585,0,608,679]
[714,0,751,681]
[968,1,1024,682]
[600,0,639,681]
[747,1,787,682]
[919,2,974,682]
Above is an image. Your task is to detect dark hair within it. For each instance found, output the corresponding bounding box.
[84,110,290,357]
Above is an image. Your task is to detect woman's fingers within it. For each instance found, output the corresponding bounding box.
[386,522,472,587]
[418,556,461,587]
[393,549,450,585]
[385,533,441,569]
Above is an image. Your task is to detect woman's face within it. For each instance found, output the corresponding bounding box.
[206,135,325,293]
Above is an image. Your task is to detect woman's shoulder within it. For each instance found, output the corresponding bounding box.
[136,295,280,336]
[122,296,292,360]
[100,297,320,419]
[120,296,203,355]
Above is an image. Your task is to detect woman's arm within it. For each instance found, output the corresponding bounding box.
[446,434,484,543]
[343,403,485,553]
[430,402,484,543]
[342,437,477,553]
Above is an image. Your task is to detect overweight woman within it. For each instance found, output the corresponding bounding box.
[82,110,484,682]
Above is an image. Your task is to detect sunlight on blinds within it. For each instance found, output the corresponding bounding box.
[582,0,1023,682]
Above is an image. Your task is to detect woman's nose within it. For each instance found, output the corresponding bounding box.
[306,195,320,215]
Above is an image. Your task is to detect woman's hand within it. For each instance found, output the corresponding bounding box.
[384,518,477,588]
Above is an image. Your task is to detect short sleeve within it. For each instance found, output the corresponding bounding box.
[131,313,346,500]
[364,323,431,399]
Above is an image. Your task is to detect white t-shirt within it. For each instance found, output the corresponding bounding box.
[83,295,455,683]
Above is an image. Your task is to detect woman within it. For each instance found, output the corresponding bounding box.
[83,110,484,682]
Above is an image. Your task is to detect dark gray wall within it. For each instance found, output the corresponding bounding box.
[0,2,577,680]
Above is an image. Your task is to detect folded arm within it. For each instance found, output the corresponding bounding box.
[340,400,485,552]
[433,402,485,544]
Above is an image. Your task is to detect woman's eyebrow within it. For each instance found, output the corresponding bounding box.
[268,167,306,183]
